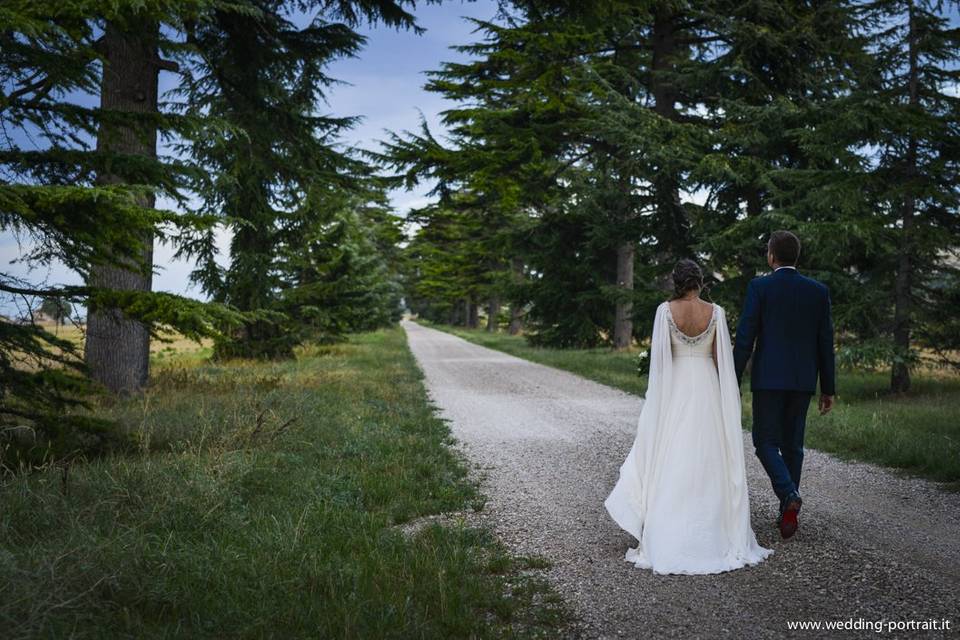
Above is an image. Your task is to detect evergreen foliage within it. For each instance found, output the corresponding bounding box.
[388,0,959,389]
[1,0,419,464]
[174,0,423,358]
[276,179,405,343]
[0,1,246,464]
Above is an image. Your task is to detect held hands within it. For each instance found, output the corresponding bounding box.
[818,394,835,415]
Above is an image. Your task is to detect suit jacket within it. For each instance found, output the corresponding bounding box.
[734,268,836,395]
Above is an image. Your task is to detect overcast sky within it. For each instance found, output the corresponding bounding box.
[0,0,501,315]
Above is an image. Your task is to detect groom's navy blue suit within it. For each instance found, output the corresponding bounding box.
[734,267,836,507]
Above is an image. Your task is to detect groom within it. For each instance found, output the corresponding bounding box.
[734,230,836,539]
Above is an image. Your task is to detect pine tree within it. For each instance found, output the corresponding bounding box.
[1,1,244,462]
[277,179,404,339]
[684,0,958,389]
[374,19,573,336]
[84,11,181,393]
[400,193,496,326]
[689,0,868,307]
[844,0,958,390]
[386,1,721,347]
[176,0,423,358]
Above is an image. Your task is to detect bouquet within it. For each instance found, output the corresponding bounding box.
[636,348,651,377]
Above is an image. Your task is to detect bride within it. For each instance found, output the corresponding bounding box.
[604,259,772,574]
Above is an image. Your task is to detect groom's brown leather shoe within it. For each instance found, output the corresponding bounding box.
[779,496,802,539]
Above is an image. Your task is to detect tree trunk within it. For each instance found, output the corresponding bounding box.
[613,241,635,349]
[651,6,689,257]
[508,257,524,335]
[891,210,913,393]
[892,1,919,393]
[486,296,500,332]
[467,298,480,328]
[85,18,163,394]
[508,308,523,335]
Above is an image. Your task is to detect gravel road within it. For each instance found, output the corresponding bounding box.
[401,320,959,639]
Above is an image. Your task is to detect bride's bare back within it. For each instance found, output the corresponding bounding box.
[668,298,715,338]
[668,297,718,364]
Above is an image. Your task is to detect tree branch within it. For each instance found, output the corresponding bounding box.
[0,281,88,299]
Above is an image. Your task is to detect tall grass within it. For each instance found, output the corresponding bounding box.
[0,328,567,639]
[779,373,960,485]
[430,323,960,486]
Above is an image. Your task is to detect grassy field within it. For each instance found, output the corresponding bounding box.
[0,327,567,639]
[29,322,214,359]
[427,322,960,487]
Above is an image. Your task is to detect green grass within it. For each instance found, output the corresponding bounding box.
[782,373,960,486]
[427,322,960,487]
[0,327,568,639]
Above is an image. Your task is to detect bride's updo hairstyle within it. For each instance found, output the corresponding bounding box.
[671,259,703,300]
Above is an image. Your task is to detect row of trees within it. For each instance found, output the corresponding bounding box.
[1,0,417,460]
[387,0,959,392]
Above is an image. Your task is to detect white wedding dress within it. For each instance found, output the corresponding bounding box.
[604,302,772,574]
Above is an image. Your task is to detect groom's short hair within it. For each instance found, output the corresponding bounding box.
[768,230,801,266]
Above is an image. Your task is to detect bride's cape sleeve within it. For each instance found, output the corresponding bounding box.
[715,306,749,507]
[604,302,673,541]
